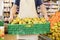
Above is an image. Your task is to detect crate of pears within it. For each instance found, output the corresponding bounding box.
[8,17,50,34]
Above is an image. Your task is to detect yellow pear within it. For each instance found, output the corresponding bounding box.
[57,22,60,27]
[27,21,33,24]
[11,20,18,24]
[23,18,29,22]
[19,20,26,24]
[15,17,20,22]
[33,21,39,24]
[54,23,57,26]
[38,21,43,24]
[40,17,46,22]
[19,21,22,24]
[33,17,38,21]
[22,21,26,24]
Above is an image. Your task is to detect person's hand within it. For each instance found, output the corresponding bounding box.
[44,15,48,21]
[9,16,13,23]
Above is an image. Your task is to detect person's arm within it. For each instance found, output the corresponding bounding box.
[40,4,48,20]
[9,0,20,22]
[36,0,48,20]
[10,4,17,17]
[9,4,17,22]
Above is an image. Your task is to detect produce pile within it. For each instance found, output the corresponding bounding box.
[47,11,60,40]
[10,17,47,25]
[0,29,4,40]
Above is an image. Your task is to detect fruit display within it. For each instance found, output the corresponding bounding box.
[49,11,60,27]
[10,17,47,25]
[47,11,60,40]
[8,17,50,34]
[0,27,4,40]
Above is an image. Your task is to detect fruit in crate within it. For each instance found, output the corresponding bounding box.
[38,21,43,24]
[11,17,20,24]
[23,18,32,22]
[10,17,47,24]
[19,20,26,24]
[23,18,33,24]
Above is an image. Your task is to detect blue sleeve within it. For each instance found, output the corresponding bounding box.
[15,0,42,6]
[15,0,20,6]
[35,0,42,6]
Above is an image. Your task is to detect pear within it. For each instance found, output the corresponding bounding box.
[57,22,60,27]
[27,21,33,24]
[33,17,38,21]
[19,20,26,24]
[54,26,58,28]
[11,17,20,24]
[11,20,18,24]
[40,17,46,22]
[19,21,22,24]
[53,23,57,26]
[23,22,26,24]
[15,17,20,22]
[38,21,43,24]
[33,21,39,24]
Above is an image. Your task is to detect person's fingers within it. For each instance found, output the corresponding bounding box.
[44,16,48,21]
[8,17,13,23]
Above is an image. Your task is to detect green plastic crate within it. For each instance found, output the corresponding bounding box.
[0,21,4,26]
[7,22,50,35]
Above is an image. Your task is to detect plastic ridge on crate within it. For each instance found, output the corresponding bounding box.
[7,22,50,35]
[0,21,4,26]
